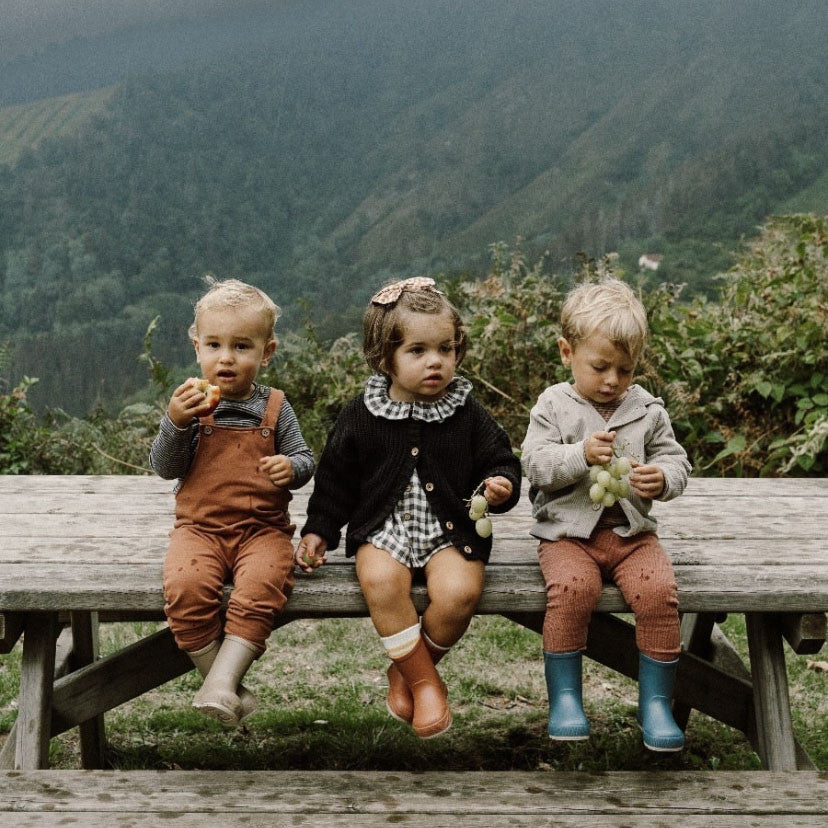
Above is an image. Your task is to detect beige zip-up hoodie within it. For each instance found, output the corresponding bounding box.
[521,382,691,541]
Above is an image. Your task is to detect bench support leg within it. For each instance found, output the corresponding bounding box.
[14,612,58,769]
[672,612,717,729]
[70,612,108,769]
[745,612,798,771]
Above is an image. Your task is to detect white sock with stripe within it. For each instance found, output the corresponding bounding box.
[381,623,421,659]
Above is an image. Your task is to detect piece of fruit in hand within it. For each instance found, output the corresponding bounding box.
[192,378,221,413]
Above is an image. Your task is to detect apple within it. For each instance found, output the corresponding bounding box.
[191,378,221,414]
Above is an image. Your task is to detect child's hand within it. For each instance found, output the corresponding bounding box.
[295,533,328,574]
[584,431,616,466]
[167,378,216,428]
[259,454,294,488]
[629,462,665,499]
[484,476,513,507]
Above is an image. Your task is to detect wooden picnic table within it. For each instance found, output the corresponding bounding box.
[0,474,825,773]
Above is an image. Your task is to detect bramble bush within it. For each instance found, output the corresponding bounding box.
[0,215,824,476]
[456,215,826,475]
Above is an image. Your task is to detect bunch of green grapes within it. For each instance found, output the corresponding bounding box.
[467,484,492,538]
[588,455,632,509]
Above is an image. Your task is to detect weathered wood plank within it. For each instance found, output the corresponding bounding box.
[3,535,825,570]
[4,817,824,828]
[780,612,826,654]
[0,611,25,653]
[2,501,824,541]
[0,625,74,770]
[1,770,825,819]
[746,613,798,771]
[14,613,58,769]
[48,626,191,737]
[0,473,821,497]
[69,612,107,769]
[2,563,826,613]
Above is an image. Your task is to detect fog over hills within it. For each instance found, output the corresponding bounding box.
[0,0,825,414]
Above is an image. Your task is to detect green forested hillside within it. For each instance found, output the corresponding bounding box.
[0,89,113,165]
[0,0,826,414]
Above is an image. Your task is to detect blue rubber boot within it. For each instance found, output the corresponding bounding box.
[543,651,590,740]
[636,653,684,752]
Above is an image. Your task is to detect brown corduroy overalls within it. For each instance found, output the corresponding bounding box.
[163,389,295,654]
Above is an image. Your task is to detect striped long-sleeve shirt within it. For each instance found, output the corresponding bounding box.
[149,383,314,489]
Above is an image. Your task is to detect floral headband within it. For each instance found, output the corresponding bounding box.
[370,276,443,306]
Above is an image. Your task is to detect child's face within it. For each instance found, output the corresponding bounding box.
[558,332,635,405]
[387,310,458,403]
[193,306,276,400]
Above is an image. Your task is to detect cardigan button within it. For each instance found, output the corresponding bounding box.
[463,546,472,554]
[403,513,412,521]
[445,521,454,530]
[261,428,271,438]
[203,425,213,435]
[425,482,434,492]
[411,447,420,456]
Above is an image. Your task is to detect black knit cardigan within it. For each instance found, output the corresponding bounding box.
[301,392,522,562]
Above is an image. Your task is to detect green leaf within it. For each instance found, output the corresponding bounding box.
[725,434,746,454]
[754,380,773,398]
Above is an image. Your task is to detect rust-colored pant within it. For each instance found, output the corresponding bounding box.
[538,529,680,661]
[163,524,294,653]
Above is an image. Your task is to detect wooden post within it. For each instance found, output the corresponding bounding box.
[745,613,798,771]
[15,613,58,769]
[70,612,108,769]
[672,612,716,729]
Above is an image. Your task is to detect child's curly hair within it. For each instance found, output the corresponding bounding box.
[188,276,281,343]
[560,277,648,361]
[363,284,467,375]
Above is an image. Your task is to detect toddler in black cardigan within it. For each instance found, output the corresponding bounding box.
[297,277,522,738]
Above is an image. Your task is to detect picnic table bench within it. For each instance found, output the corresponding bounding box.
[0,473,825,785]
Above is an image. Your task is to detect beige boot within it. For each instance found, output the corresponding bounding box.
[187,639,258,722]
[191,635,260,727]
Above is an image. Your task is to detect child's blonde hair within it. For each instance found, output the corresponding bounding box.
[560,277,648,361]
[188,276,281,343]
[363,279,467,375]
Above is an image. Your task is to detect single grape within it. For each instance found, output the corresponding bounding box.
[475,517,493,538]
[602,491,617,507]
[470,494,487,513]
[607,477,621,495]
[618,479,631,498]
[616,456,632,476]
[596,470,612,487]
[468,493,488,520]
[589,482,605,503]
[589,465,602,482]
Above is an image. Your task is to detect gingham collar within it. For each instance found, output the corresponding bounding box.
[363,373,472,422]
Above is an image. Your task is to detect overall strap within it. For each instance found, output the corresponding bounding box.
[260,388,285,430]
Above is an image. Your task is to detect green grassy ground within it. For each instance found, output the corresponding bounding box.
[1,615,824,771]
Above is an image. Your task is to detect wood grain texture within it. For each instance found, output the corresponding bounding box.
[0,476,826,615]
[0,769,825,824]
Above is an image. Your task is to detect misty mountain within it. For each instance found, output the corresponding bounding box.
[0,0,826,414]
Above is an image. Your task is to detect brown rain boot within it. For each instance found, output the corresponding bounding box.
[187,639,258,722]
[391,636,451,739]
[386,635,448,724]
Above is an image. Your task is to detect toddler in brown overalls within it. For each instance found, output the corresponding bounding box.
[150,278,314,728]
